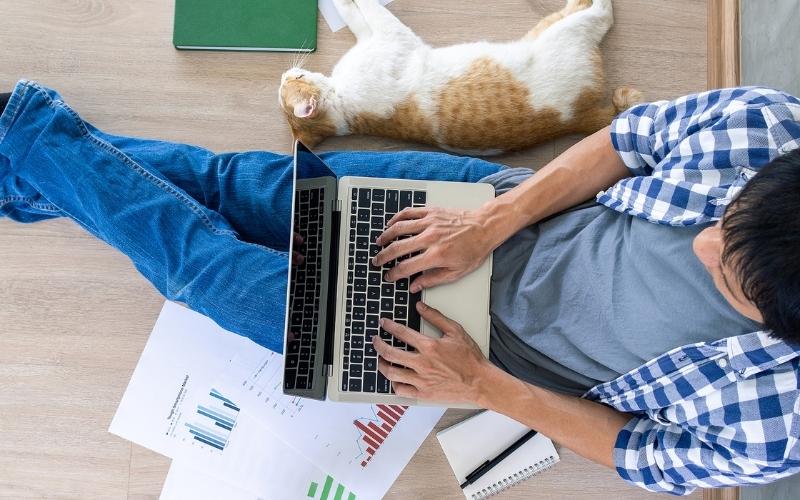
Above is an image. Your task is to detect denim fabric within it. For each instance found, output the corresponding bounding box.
[0,80,504,353]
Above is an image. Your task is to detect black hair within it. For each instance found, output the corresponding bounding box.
[721,148,800,341]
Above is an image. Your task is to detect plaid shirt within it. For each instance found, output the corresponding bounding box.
[585,88,800,495]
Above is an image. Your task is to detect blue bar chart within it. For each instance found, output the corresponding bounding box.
[184,388,240,451]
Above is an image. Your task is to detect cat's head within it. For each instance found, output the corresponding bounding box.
[279,68,337,147]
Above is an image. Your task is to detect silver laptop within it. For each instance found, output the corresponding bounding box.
[282,141,493,406]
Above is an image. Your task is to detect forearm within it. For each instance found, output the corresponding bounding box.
[475,362,630,469]
[481,126,630,248]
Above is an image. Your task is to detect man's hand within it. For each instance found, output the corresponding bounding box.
[371,301,493,403]
[372,207,499,293]
[291,232,304,266]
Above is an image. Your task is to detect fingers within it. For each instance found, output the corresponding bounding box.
[377,217,428,246]
[379,318,430,350]
[410,269,455,293]
[292,251,305,266]
[372,235,426,267]
[416,302,462,336]
[377,359,421,386]
[385,252,436,282]
[391,382,419,399]
[386,207,430,227]
[371,334,420,367]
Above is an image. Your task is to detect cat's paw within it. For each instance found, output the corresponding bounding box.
[613,86,644,111]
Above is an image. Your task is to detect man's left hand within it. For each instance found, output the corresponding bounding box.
[371,302,492,403]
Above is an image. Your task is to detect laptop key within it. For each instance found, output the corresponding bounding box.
[351,351,364,363]
[358,209,370,222]
[341,372,349,391]
[377,372,391,393]
[372,189,385,202]
[349,365,363,377]
[358,189,371,208]
[399,191,413,210]
[367,300,379,314]
[284,370,296,389]
[349,378,362,392]
[387,190,399,213]
[381,298,393,311]
[414,191,426,204]
[363,372,377,393]
[364,357,377,371]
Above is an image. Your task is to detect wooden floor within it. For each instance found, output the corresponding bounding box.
[0,1,708,498]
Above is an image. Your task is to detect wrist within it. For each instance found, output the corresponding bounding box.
[478,197,523,250]
[472,360,526,409]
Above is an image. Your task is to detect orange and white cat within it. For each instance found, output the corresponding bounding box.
[279,0,641,155]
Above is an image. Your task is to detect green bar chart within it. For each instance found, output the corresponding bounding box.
[306,474,356,500]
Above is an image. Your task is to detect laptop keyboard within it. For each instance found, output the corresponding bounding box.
[285,187,325,391]
[342,187,426,394]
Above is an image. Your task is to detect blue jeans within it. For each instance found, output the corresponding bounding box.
[0,80,504,353]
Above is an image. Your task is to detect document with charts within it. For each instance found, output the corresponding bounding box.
[109,302,350,499]
[110,302,443,499]
[218,345,445,499]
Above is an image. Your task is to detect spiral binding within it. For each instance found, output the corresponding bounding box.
[470,456,558,500]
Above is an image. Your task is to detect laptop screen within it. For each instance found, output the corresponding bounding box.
[285,142,337,394]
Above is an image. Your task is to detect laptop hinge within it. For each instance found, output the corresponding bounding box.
[322,208,341,372]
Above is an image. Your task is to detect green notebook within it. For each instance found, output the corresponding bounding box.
[173,0,317,52]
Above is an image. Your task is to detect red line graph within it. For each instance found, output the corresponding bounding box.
[354,404,408,467]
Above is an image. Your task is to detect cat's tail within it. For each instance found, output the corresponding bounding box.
[612,86,645,113]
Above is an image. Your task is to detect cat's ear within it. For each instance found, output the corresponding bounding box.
[293,97,317,119]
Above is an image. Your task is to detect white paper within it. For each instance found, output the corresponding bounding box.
[160,462,264,500]
[109,303,357,500]
[319,0,396,33]
[217,334,445,499]
[111,302,442,500]
[161,461,358,500]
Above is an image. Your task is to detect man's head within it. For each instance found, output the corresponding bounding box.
[693,149,800,342]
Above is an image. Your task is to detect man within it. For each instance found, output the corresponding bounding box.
[1,81,798,494]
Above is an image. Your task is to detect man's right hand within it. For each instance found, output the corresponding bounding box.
[372,206,501,292]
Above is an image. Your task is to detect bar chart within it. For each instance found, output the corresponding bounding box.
[353,404,408,467]
[184,388,240,452]
[307,474,356,500]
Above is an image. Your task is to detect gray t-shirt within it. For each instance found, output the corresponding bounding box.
[481,168,762,396]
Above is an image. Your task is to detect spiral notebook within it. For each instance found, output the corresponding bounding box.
[437,411,559,500]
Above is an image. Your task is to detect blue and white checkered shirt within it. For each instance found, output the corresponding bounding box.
[585,87,800,495]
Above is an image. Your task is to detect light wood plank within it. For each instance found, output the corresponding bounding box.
[707,0,740,88]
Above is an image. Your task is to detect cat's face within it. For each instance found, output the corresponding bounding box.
[279,68,336,146]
